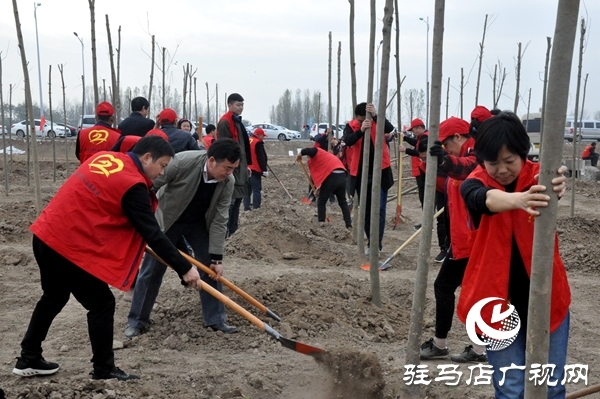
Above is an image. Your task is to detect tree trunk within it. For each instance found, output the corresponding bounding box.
[148,34,155,114]
[206,82,210,124]
[460,67,464,119]
[88,0,99,107]
[394,0,402,128]
[215,83,219,121]
[369,0,394,308]
[48,65,56,182]
[327,31,332,151]
[116,25,121,123]
[348,0,357,112]
[356,0,377,258]
[162,47,166,109]
[492,64,497,107]
[9,84,13,162]
[336,41,341,140]
[513,42,522,113]
[182,64,188,117]
[524,1,580,398]
[194,77,198,122]
[102,78,106,102]
[474,14,488,106]
[58,64,69,177]
[539,37,552,154]
[189,69,194,118]
[570,18,586,217]
[0,55,8,195]
[12,0,42,213]
[106,15,118,127]
[404,0,445,393]
[445,76,450,119]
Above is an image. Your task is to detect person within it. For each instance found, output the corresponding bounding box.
[111,129,169,153]
[75,102,121,164]
[118,96,155,137]
[296,146,352,228]
[217,93,252,236]
[458,111,570,399]
[13,136,201,381]
[400,117,448,262]
[343,102,394,254]
[314,127,332,152]
[126,138,242,338]
[244,127,268,211]
[582,141,599,167]
[419,117,487,362]
[469,105,493,139]
[203,124,217,150]
[157,108,199,153]
[177,118,193,134]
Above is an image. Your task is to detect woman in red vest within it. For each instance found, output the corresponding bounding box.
[459,112,570,398]
[244,128,268,210]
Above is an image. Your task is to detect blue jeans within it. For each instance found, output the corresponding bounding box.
[243,173,262,210]
[487,311,570,399]
[127,223,226,329]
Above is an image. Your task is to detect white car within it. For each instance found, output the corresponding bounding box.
[276,125,301,139]
[310,123,344,140]
[250,123,295,141]
[11,119,70,138]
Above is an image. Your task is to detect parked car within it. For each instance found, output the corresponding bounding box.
[54,122,77,137]
[564,119,600,142]
[276,125,301,139]
[190,121,207,136]
[310,123,344,140]
[78,115,96,133]
[11,119,70,138]
[249,123,295,141]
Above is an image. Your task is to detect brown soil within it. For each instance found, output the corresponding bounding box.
[0,139,598,398]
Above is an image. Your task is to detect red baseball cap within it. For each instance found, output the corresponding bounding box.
[146,128,169,141]
[253,127,267,137]
[159,108,178,124]
[471,105,493,123]
[407,118,425,131]
[96,101,114,116]
[439,117,470,142]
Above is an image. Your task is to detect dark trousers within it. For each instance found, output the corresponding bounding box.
[356,183,388,251]
[415,172,426,207]
[22,235,116,375]
[584,153,599,167]
[243,172,263,210]
[435,190,448,251]
[227,197,243,236]
[128,222,225,329]
[318,171,352,227]
[433,256,468,339]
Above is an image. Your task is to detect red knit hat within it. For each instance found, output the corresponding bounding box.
[470,105,493,123]
[439,117,470,142]
[158,108,178,124]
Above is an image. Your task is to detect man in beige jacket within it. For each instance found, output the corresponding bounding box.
[126,138,241,337]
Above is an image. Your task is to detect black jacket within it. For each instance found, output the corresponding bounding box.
[118,112,155,137]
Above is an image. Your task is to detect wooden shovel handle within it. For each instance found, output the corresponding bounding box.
[145,247,266,331]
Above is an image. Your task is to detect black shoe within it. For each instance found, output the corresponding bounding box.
[208,323,239,334]
[434,249,447,263]
[419,338,449,360]
[413,224,422,231]
[91,367,140,381]
[450,345,488,363]
[13,357,59,377]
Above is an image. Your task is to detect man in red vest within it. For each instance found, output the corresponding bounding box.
[343,103,394,252]
[14,136,200,381]
[217,93,252,236]
[202,124,217,150]
[296,146,352,228]
[244,128,268,210]
[582,141,598,167]
[76,102,121,164]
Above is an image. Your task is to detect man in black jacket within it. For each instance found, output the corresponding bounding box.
[118,97,155,137]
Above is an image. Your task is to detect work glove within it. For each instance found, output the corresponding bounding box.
[262,171,269,178]
[429,140,446,167]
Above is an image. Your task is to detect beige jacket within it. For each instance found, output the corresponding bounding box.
[153,151,234,255]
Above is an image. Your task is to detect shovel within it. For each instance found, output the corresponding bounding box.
[361,207,445,271]
[267,164,294,200]
[298,159,330,222]
[145,248,327,359]
[176,249,281,322]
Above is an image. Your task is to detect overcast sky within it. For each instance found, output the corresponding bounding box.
[0,0,597,127]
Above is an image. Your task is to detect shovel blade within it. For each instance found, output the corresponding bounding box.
[360,262,386,271]
[301,197,312,204]
[278,335,327,359]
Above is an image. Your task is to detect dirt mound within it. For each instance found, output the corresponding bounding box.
[558,214,600,273]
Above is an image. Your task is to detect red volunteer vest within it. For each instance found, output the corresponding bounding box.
[249,135,265,174]
[307,147,345,188]
[410,132,428,177]
[78,124,121,164]
[203,135,215,150]
[217,111,239,141]
[457,161,571,333]
[346,118,391,177]
[445,137,476,260]
[582,144,593,158]
[30,152,157,291]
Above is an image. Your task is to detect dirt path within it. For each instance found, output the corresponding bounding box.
[0,139,598,398]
